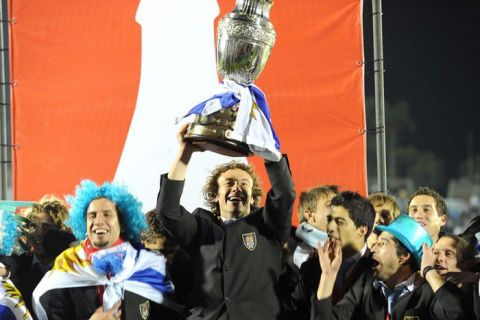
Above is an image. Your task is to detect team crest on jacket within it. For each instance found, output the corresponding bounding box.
[242,232,257,251]
[139,300,150,319]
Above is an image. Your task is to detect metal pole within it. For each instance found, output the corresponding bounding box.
[0,0,11,199]
[371,0,388,193]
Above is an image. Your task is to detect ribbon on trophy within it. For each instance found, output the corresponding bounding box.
[183,80,281,161]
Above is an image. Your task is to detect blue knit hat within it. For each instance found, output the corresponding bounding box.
[375,214,433,264]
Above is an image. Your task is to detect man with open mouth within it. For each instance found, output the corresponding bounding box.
[157,125,295,319]
[313,214,469,320]
[33,181,177,320]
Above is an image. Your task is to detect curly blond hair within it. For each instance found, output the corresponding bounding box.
[203,161,263,216]
[28,195,69,231]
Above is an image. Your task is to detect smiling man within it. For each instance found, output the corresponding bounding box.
[408,187,448,243]
[32,180,175,320]
[157,125,295,319]
[314,215,469,320]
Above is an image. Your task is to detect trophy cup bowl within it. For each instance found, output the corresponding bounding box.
[184,0,276,157]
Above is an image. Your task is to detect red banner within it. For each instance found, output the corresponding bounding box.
[9,0,366,225]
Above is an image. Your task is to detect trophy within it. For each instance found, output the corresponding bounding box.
[184,0,278,158]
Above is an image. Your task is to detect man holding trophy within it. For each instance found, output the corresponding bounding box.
[157,1,296,318]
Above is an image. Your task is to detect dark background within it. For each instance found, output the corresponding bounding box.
[363,0,480,196]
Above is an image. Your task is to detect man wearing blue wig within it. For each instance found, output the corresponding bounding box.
[32,180,176,320]
[157,125,295,319]
[313,214,468,320]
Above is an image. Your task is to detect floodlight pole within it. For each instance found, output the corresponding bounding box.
[372,0,388,193]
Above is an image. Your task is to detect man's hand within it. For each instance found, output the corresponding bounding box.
[316,238,342,300]
[89,301,122,320]
[421,242,445,292]
[168,124,204,181]
[0,266,9,278]
[318,238,342,276]
[176,123,204,155]
[420,242,435,277]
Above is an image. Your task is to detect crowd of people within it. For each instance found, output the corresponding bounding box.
[1,125,479,319]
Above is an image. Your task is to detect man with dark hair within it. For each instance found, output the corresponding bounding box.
[290,191,375,319]
[33,181,176,320]
[422,234,479,319]
[408,186,448,243]
[156,125,295,319]
[314,215,467,320]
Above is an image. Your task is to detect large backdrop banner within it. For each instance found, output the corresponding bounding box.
[9,0,366,224]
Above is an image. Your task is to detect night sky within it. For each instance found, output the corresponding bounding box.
[364,0,480,184]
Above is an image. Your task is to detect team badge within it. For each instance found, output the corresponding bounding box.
[139,300,150,319]
[242,232,257,251]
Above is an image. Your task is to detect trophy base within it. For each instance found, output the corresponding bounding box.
[184,123,252,157]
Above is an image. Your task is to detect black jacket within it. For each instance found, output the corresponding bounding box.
[312,270,468,320]
[157,157,295,319]
[38,286,182,320]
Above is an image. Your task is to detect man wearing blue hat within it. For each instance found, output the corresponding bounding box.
[313,214,468,320]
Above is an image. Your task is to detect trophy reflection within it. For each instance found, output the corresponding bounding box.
[184,0,281,161]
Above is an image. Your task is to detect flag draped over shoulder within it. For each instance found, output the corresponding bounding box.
[0,278,33,320]
[33,241,174,320]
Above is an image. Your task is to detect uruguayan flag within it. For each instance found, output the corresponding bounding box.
[33,242,174,320]
[184,80,282,161]
[0,276,33,320]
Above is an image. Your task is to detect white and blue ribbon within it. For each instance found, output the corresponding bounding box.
[184,80,281,161]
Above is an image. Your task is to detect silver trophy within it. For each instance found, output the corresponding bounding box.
[184,0,276,157]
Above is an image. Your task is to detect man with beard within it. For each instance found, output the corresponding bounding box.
[156,125,295,319]
[33,180,176,320]
[314,215,468,320]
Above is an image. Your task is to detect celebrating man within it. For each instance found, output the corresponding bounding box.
[33,180,175,320]
[157,125,295,319]
[314,215,468,320]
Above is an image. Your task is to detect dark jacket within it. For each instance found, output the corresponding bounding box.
[38,286,182,320]
[312,270,468,320]
[157,157,296,319]
[0,254,48,319]
[285,246,372,319]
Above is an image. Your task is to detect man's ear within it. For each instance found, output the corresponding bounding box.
[398,252,412,266]
[303,209,313,221]
[439,214,447,227]
[356,225,368,239]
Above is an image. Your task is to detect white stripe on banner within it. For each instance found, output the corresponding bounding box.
[114,0,244,212]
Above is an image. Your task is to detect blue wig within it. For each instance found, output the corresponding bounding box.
[66,180,147,244]
[0,211,20,255]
